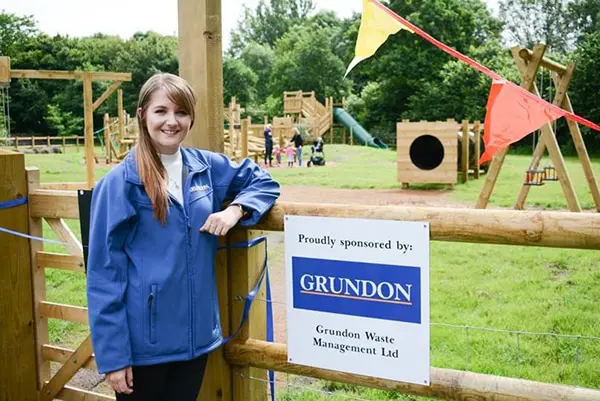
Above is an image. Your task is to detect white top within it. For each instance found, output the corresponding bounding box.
[160,149,184,205]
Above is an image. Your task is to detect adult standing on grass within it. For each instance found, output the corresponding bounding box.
[291,127,304,167]
[264,123,273,167]
[86,72,280,401]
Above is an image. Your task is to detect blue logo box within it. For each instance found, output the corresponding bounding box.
[292,257,421,324]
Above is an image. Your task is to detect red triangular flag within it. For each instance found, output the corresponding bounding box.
[479,81,567,164]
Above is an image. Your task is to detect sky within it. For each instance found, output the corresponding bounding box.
[4,0,500,50]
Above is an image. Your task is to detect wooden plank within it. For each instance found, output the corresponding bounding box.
[38,251,85,272]
[83,73,95,189]
[0,153,38,401]
[229,229,268,401]
[476,45,546,209]
[40,335,93,401]
[11,69,131,82]
[518,47,567,74]
[241,118,249,159]
[461,120,469,184]
[0,56,10,84]
[39,301,88,324]
[30,189,80,220]
[56,385,115,401]
[43,345,97,371]
[45,218,83,256]
[26,167,51,388]
[473,121,481,179]
[225,339,600,401]
[92,81,122,112]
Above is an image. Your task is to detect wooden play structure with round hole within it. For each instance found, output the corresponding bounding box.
[396,119,485,188]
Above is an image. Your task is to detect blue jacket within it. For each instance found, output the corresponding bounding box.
[86,147,280,374]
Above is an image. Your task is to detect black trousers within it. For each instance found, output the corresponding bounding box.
[115,354,208,401]
[265,142,273,165]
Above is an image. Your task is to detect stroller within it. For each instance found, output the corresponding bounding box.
[307,137,326,167]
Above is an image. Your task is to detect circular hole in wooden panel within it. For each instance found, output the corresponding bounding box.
[409,134,444,170]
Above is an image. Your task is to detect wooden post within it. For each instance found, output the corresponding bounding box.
[350,127,353,146]
[473,121,481,179]
[15,137,19,150]
[46,136,50,146]
[118,89,125,155]
[0,151,38,401]
[61,136,66,154]
[178,0,229,399]
[83,72,95,189]
[241,117,249,159]
[104,113,110,164]
[229,229,268,401]
[461,120,469,184]
[179,0,224,153]
[26,167,51,389]
[343,126,347,145]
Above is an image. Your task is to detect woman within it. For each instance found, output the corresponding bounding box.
[86,73,280,400]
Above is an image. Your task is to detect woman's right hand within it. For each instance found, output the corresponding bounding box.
[107,366,134,394]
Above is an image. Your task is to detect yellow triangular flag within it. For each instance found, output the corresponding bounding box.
[345,0,414,77]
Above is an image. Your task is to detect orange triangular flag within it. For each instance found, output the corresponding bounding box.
[479,81,567,164]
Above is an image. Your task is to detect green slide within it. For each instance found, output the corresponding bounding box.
[333,108,388,149]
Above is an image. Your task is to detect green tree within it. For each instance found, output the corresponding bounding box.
[223,57,258,105]
[0,12,38,57]
[269,25,350,101]
[346,0,503,134]
[567,0,600,41]
[499,0,574,54]
[239,42,275,101]
[570,31,600,152]
[45,103,83,136]
[229,0,315,53]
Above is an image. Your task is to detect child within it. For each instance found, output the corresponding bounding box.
[273,144,282,167]
[285,144,296,167]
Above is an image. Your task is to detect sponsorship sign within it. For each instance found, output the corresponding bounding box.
[285,216,430,385]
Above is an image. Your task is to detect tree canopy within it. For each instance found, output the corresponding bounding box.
[1,0,599,154]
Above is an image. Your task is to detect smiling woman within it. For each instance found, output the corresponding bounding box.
[85,72,281,401]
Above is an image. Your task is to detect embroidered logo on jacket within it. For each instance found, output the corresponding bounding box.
[190,184,210,193]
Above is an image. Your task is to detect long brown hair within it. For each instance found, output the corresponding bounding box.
[135,73,196,224]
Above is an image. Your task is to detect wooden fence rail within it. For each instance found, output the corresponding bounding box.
[29,191,600,249]
[225,339,600,401]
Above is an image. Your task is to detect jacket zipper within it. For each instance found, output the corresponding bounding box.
[148,284,157,344]
[182,171,195,358]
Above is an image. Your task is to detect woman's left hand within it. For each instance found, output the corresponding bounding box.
[199,205,244,236]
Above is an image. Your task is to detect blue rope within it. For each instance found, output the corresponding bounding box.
[0,196,70,244]
[219,235,275,401]
[0,196,27,209]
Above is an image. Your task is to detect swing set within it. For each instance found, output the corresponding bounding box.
[477,44,600,212]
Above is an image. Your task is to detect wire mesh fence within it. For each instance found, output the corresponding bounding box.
[240,295,600,400]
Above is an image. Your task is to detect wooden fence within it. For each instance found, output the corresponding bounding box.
[0,136,87,152]
[1,150,600,401]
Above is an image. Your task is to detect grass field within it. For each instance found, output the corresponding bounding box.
[14,145,600,399]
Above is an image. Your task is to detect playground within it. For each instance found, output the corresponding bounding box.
[2,0,600,400]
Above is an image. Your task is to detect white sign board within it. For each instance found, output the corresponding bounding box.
[285,216,430,385]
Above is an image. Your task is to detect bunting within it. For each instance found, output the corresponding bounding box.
[479,81,566,164]
[344,0,413,77]
[345,0,600,161]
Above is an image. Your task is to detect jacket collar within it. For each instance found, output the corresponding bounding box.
[124,146,208,185]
